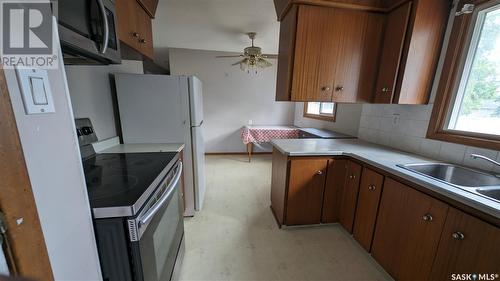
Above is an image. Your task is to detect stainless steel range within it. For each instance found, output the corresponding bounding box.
[76,118,184,281]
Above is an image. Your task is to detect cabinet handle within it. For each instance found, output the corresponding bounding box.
[349,174,356,180]
[381,87,391,93]
[422,213,433,222]
[132,32,140,38]
[321,86,330,92]
[368,184,376,191]
[139,38,147,44]
[335,86,344,92]
[316,170,323,175]
[452,231,465,240]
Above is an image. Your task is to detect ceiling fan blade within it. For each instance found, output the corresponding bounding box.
[216,55,244,58]
[262,54,278,59]
[231,58,248,66]
[257,58,273,68]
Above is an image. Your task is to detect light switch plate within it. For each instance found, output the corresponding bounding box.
[16,68,55,114]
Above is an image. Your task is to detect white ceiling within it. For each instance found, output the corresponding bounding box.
[152,0,280,55]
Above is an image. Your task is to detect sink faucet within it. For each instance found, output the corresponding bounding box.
[470,154,500,169]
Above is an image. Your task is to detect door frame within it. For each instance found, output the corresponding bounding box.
[0,68,54,280]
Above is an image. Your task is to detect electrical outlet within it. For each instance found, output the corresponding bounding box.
[392,114,400,126]
[248,119,253,125]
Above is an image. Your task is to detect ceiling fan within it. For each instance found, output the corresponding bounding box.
[216,32,278,73]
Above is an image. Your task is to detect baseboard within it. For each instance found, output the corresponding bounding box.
[205,152,272,155]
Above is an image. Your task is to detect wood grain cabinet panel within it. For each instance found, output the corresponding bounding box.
[291,5,338,102]
[429,208,500,281]
[338,161,362,233]
[371,178,449,281]
[116,0,155,59]
[321,159,348,223]
[286,159,329,225]
[373,2,412,103]
[352,167,384,251]
[278,4,383,102]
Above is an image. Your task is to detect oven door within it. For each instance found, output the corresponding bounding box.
[130,161,184,281]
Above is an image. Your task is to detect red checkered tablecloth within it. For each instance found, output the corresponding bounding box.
[241,125,299,144]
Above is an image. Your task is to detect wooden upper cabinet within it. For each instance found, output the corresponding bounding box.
[331,9,383,103]
[373,2,412,103]
[352,167,384,251]
[338,161,362,233]
[291,5,337,102]
[276,4,383,102]
[137,5,154,59]
[374,0,450,104]
[137,0,159,18]
[429,208,500,280]
[116,0,155,59]
[371,178,449,281]
[286,159,329,225]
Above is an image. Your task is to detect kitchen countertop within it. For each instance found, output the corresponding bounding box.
[299,128,356,139]
[271,138,500,219]
[100,143,185,154]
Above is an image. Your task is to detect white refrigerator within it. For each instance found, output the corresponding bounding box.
[114,74,206,216]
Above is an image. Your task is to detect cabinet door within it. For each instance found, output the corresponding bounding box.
[291,5,338,102]
[137,0,159,17]
[286,159,328,225]
[116,0,139,50]
[137,6,154,59]
[338,161,362,233]
[321,159,347,223]
[429,208,500,281]
[352,167,384,251]
[372,178,449,280]
[331,9,383,103]
[373,2,412,103]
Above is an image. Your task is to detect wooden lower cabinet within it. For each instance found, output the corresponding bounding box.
[321,159,348,223]
[352,167,384,251]
[338,161,362,232]
[371,178,449,280]
[429,208,500,281]
[286,159,328,225]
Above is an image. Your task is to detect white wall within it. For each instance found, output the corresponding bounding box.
[65,60,144,140]
[169,48,295,153]
[4,22,102,280]
[293,103,363,137]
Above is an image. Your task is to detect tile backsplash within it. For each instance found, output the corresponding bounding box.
[358,104,500,174]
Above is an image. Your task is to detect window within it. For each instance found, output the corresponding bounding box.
[428,0,500,150]
[303,102,336,121]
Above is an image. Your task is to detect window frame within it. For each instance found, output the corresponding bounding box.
[303,102,337,122]
[428,0,500,150]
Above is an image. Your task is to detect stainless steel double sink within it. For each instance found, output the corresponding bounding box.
[398,163,500,203]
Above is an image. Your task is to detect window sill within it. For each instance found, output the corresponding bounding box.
[303,113,336,122]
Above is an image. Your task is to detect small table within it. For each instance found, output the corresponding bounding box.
[241,125,299,162]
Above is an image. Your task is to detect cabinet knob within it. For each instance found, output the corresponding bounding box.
[452,231,465,240]
[349,174,356,180]
[422,213,433,222]
[368,184,376,191]
[381,87,391,93]
[321,86,330,92]
[132,32,140,38]
[316,170,323,175]
[335,86,344,92]
[139,38,147,44]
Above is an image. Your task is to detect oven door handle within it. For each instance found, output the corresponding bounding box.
[97,0,109,54]
[138,162,183,227]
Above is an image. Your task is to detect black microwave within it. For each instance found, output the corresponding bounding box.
[58,0,121,65]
